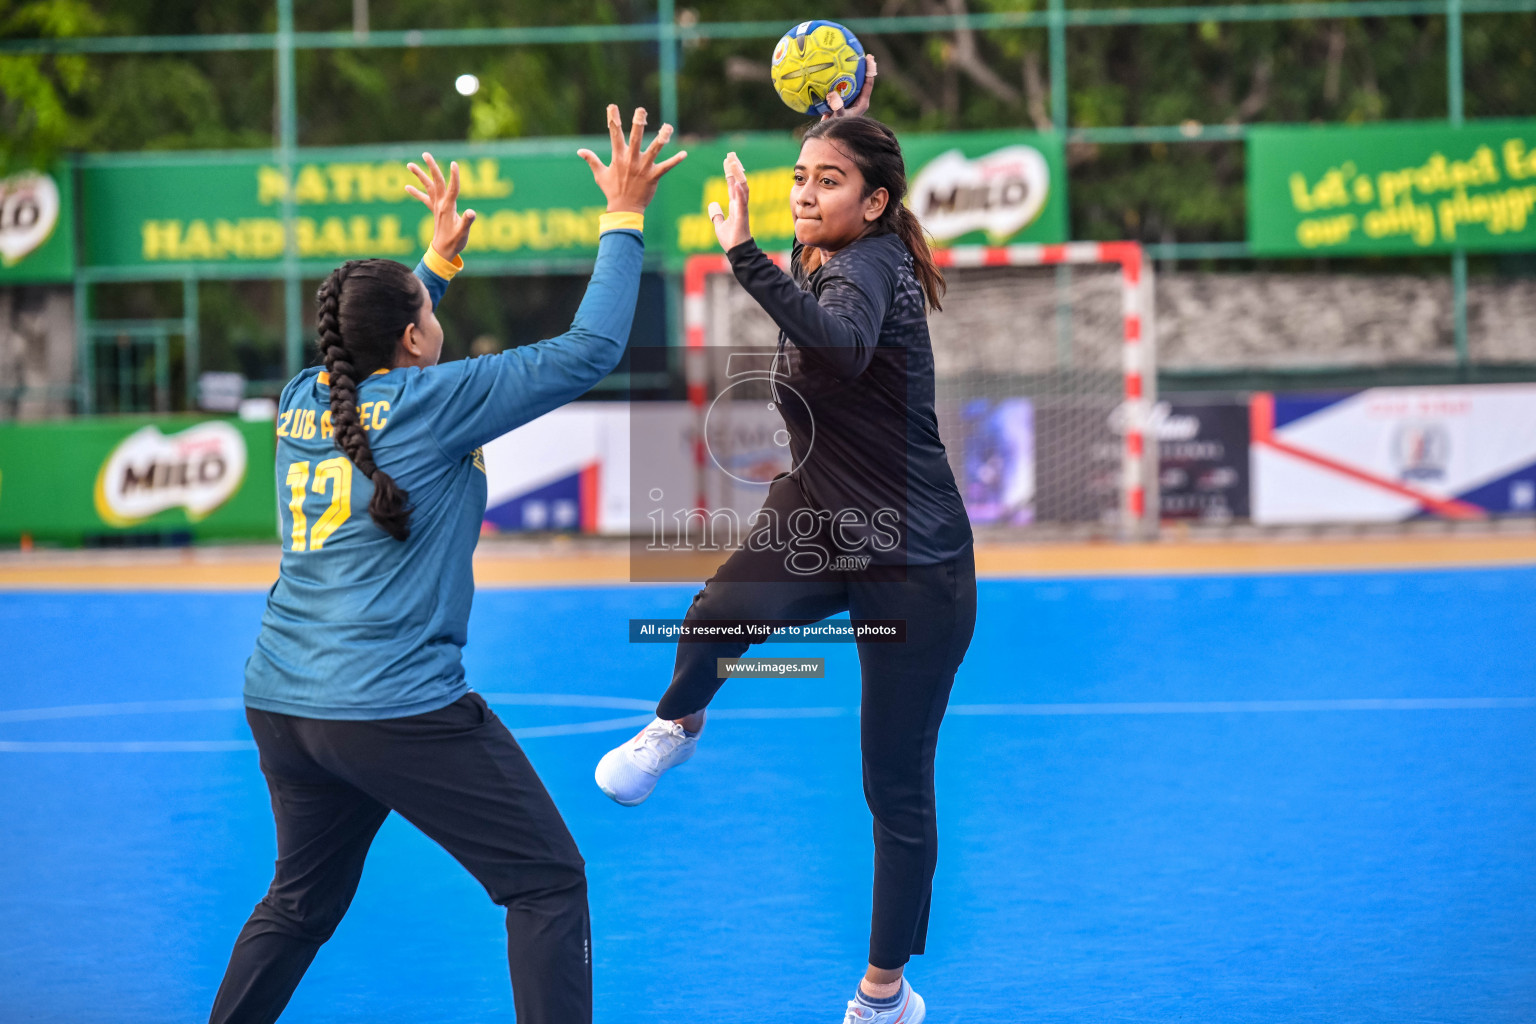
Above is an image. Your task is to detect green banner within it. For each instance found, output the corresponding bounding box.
[0,166,75,284]
[664,130,1067,266]
[0,415,277,543]
[1249,120,1536,255]
[78,131,1066,272]
[80,144,621,270]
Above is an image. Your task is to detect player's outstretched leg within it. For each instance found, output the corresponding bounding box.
[312,694,594,1024]
[594,714,703,806]
[593,574,743,805]
[209,710,391,1024]
[598,473,850,806]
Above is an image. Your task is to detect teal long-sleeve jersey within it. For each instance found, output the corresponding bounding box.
[244,225,643,719]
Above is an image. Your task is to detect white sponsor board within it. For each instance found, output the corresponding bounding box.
[1252,384,1536,523]
[481,405,629,534]
[0,172,61,266]
[93,422,249,526]
[909,145,1051,244]
[480,402,786,535]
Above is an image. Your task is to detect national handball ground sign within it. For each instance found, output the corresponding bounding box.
[1248,120,1536,255]
[76,130,1065,273]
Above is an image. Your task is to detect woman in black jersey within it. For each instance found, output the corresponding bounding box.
[595,94,976,1023]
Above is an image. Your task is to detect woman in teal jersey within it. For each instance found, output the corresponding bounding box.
[210,106,685,1024]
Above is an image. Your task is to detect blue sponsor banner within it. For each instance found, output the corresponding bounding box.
[483,467,595,533]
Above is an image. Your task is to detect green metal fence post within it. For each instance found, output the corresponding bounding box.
[1452,250,1469,373]
[74,277,92,414]
[183,276,200,411]
[1447,0,1469,371]
[154,328,171,412]
[1048,0,1067,129]
[1447,0,1464,125]
[1048,0,1074,370]
[284,272,303,377]
[117,336,131,412]
[277,0,304,377]
[658,0,678,128]
[658,0,680,408]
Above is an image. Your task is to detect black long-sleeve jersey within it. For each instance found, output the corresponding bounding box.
[726,230,973,566]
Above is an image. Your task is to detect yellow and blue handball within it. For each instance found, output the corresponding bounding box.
[770,20,866,116]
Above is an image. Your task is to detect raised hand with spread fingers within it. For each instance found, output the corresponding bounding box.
[405,152,476,261]
[577,104,688,214]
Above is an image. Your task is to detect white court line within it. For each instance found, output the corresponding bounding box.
[514,714,654,739]
[0,740,254,753]
[947,697,1536,716]
[0,695,1531,752]
[477,693,656,711]
[0,697,244,724]
[0,695,659,752]
[709,706,853,720]
[0,694,648,725]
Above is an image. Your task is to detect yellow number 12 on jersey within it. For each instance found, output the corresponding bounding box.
[286,457,353,551]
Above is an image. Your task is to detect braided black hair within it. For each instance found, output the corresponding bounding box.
[314,258,418,541]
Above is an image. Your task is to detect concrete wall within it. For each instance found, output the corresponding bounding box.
[709,265,1536,373]
[1156,273,1536,370]
[0,286,75,420]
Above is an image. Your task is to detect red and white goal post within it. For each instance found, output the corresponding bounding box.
[683,242,1158,540]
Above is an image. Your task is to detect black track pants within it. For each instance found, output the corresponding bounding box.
[655,475,978,970]
[210,692,590,1024]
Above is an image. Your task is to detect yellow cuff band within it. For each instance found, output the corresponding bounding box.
[316,368,388,386]
[423,246,464,280]
[598,211,645,234]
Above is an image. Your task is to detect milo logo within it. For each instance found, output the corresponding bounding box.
[93,422,249,527]
[0,172,61,267]
[910,145,1051,243]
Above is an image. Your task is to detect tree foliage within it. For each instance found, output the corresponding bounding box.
[0,0,102,171]
[2,0,1534,242]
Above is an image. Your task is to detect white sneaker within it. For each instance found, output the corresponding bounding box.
[842,978,926,1023]
[594,717,699,806]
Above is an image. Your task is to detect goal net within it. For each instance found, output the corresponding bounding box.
[682,242,1157,542]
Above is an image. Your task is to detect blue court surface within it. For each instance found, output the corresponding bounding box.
[3,566,1535,1023]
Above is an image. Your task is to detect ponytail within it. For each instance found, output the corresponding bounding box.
[801,116,946,313]
[887,203,945,314]
[315,259,416,542]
